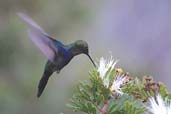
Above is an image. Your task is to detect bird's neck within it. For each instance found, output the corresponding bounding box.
[67,43,82,56]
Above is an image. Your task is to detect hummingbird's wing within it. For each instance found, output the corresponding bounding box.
[17,13,58,62]
[28,29,58,62]
[17,13,49,36]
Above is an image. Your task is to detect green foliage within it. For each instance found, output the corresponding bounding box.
[123,77,171,102]
[67,80,97,114]
[67,69,111,114]
[108,95,145,114]
[67,67,171,114]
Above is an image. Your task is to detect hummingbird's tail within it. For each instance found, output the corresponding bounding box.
[37,69,53,98]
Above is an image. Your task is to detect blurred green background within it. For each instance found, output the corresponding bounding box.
[0,0,171,114]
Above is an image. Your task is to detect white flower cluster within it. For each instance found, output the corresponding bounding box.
[147,94,171,114]
[110,75,127,95]
[97,56,126,95]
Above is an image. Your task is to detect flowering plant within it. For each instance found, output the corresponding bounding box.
[67,56,171,114]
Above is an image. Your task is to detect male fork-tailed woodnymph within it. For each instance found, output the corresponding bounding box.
[18,13,96,98]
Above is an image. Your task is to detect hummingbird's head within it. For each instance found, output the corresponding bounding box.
[72,40,96,67]
[74,40,89,54]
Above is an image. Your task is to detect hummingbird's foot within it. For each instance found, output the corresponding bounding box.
[56,70,60,74]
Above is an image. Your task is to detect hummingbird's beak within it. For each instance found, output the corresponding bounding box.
[87,54,96,68]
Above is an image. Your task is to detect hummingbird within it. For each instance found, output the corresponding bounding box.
[17,13,96,98]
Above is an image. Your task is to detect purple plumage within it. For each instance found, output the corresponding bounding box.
[17,13,58,62]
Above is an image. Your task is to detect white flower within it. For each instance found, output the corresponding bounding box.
[110,74,127,95]
[98,56,117,78]
[147,94,171,114]
[97,56,118,87]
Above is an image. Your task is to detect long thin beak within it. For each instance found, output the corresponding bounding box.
[87,54,96,68]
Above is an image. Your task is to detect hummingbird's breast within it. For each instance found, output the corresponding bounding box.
[54,47,73,71]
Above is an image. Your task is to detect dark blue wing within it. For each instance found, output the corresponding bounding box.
[17,13,59,62]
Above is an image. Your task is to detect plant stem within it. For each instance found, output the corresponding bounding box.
[100,100,109,114]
